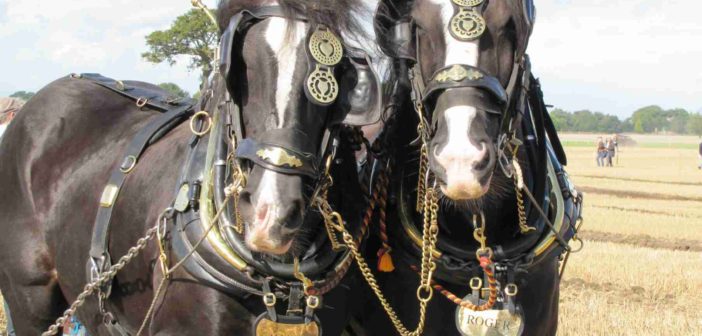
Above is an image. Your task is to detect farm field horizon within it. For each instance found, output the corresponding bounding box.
[1,134,701,334]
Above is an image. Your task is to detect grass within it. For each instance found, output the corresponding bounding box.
[558,134,702,336]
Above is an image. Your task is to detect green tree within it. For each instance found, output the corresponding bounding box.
[688,113,702,136]
[158,82,190,99]
[10,91,35,101]
[142,9,218,82]
[630,105,667,133]
[665,108,689,134]
[550,108,572,131]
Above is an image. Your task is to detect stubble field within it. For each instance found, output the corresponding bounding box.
[557,134,702,336]
[2,134,701,335]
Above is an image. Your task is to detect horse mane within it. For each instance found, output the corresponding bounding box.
[217,0,367,38]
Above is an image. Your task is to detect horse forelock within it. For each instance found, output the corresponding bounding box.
[217,0,368,38]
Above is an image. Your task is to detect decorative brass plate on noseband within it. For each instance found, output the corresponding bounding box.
[257,147,304,168]
[306,66,339,104]
[255,318,320,336]
[308,28,343,66]
[435,65,484,82]
[450,8,486,41]
[452,0,484,7]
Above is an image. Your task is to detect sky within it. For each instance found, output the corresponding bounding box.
[1,0,700,119]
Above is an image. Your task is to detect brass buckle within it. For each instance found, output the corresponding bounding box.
[120,155,137,174]
[469,277,483,290]
[263,293,277,307]
[505,283,519,297]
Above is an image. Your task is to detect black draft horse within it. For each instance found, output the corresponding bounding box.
[0,0,384,334]
[354,0,583,335]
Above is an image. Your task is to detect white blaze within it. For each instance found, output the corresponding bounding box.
[429,0,487,199]
[264,17,306,128]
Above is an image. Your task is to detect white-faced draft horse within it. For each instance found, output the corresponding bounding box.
[0,0,401,334]
[347,1,584,335]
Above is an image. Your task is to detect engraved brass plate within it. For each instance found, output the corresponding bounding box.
[435,65,484,82]
[452,0,484,7]
[309,28,343,66]
[100,184,120,208]
[255,318,320,336]
[450,8,486,41]
[306,66,339,104]
[456,302,524,336]
[173,183,190,212]
[257,147,304,168]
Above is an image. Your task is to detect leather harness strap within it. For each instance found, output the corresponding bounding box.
[85,76,195,289]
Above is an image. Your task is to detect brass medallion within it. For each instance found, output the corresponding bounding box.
[256,147,304,168]
[306,66,339,104]
[455,300,524,336]
[450,8,486,41]
[435,65,484,82]
[452,0,484,7]
[308,28,343,66]
[255,318,320,336]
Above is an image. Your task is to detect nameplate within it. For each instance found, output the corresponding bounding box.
[455,305,523,336]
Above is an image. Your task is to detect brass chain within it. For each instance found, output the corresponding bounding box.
[313,153,440,336]
[416,143,429,212]
[510,146,535,234]
[42,225,160,336]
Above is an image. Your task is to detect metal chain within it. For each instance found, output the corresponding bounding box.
[42,225,160,336]
[510,146,535,234]
[313,156,439,336]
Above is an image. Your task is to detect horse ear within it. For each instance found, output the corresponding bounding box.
[335,56,383,126]
[516,0,536,57]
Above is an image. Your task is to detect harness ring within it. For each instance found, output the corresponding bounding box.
[190,111,212,136]
[136,97,148,108]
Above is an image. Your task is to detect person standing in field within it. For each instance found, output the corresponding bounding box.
[596,136,606,167]
[0,97,24,139]
[606,137,616,167]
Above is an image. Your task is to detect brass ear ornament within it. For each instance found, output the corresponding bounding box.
[308,27,343,66]
[452,0,484,6]
[450,8,486,41]
[307,66,339,104]
[306,26,343,105]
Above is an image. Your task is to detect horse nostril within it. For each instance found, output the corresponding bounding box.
[473,142,491,171]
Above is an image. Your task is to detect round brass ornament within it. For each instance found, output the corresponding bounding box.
[308,29,343,66]
[450,8,486,41]
[451,0,484,7]
[306,67,339,105]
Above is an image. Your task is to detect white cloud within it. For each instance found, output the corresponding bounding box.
[528,0,702,117]
[0,0,218,96]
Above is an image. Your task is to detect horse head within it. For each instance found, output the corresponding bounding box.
[216,0,369,255]
[409,0,535,201]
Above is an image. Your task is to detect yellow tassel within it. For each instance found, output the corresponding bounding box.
[377,249,395,272]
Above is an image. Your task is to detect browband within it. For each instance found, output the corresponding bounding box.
[423,64,508,106]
